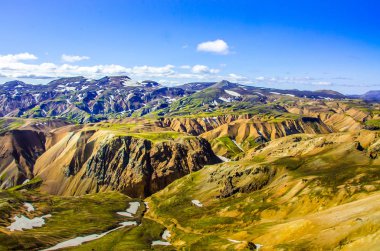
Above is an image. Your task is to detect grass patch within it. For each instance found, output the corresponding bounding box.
[211,136,244,159]
[365,119,380,130]
[0,118,25,134]
[125,131,189,142]
[0,190,138,251]
[7,177,43,192]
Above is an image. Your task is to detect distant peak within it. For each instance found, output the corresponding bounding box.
[315,89,344,96]
[47,76,86,85]
[103,75,131,80]
[212,80,239,89]
[3,80,26,86]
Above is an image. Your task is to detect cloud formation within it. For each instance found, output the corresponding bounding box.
[191,65,220,74]
[61,54,90,63]
[312,81,332,86]
[0,53,178,79]
[0,53,226,81]
[197,39,229,55]
[180,65,191,69]
[227,73,249,82]
[0,52,38,63]
[1,53,350,90]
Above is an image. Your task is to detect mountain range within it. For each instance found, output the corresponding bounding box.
[0,76,364,121]
[0,76,379,250]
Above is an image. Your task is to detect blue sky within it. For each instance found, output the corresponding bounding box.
[1,0,380,94]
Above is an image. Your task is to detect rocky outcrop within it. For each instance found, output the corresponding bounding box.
[34,130,220,197]
[208,165,276,198]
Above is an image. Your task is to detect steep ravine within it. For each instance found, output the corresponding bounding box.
[0,130,46,189]
[0,121,79,189]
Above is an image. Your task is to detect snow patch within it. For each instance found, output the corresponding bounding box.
[117,202,140,217]
[217,155,231,162]
[126,93,134,100]
[191,200,203,207]
[33,94,41,102]
[256,244,263,250]
[58,86,76,92]
[144,202,149,210]
[151,240,171,246]
[122,80,140,87]
[219,97,231,103]
[162,229,171,240]
[23,202,34,212]
[163,96,178,103]
[211,100,219,105]
[284,93,295,97]
[7,214,51,231]
[232,140,244,151]
[225,90,241,97]
[228,239,242,243]
[152,230,172,246]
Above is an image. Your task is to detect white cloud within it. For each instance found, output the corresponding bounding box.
[0,53,178,79]
[255,76,266,81]
[312,81,332,86]
[0,53,37,63]
[197,39,229,55]
[228,73,248,82]
[61,54,90,63]
[129,65,175,76]
[0,53,248,84]
[191,64,220,74]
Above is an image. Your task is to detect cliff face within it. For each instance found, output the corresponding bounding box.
[0,130,46,188]
[34,130,220,197]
